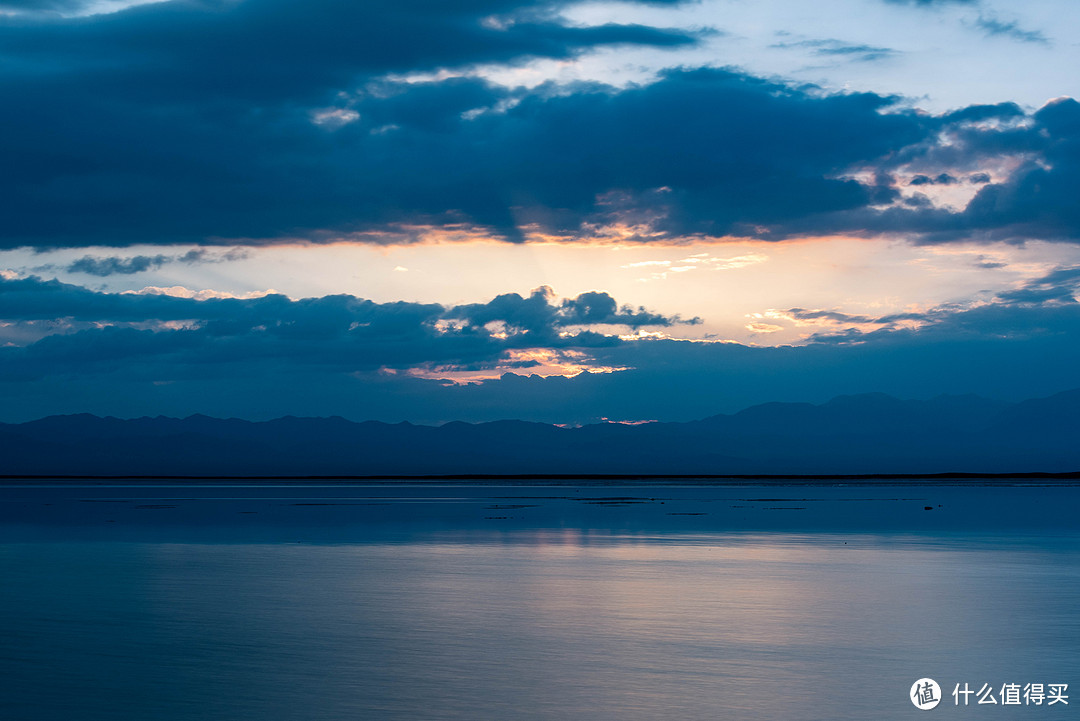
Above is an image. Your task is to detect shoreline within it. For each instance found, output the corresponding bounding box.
[3,481,1080,542]
[2,471,1080,487]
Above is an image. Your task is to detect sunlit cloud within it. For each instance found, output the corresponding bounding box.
[624,252,768,281]
[402,348,632,384]
[310,108,361,129]
[745,322,784,334]
[123,286,283,301]
[617,329,672,341]
[621,260,672,268]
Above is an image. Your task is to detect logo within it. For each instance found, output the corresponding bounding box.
[912,678,942,710]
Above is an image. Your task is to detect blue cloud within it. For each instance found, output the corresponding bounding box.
[0,0,703,248]
[0,0,97,13]
[0,0,1076,249]
[58,249,246,276]
[447,287,699,332]
[974,15,1050,44]
[0,276,691,382]
[0,270,1078,423]
[908,173,958,186]
[0,63,936,246]
[770,38,897,63]
[66,254,170,276]
[881,0,975,5]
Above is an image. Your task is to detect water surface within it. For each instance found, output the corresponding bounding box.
[1,481,1077,720]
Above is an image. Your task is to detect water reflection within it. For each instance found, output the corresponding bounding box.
[2,531,1078,720]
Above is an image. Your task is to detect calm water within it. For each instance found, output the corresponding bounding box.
[1,482,1078,720]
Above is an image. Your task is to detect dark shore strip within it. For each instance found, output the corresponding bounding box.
[2,471,1080,486]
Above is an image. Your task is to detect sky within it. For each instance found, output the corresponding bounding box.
[2,0,1080,424]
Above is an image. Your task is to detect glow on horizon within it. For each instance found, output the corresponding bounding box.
[5,236,1078,348]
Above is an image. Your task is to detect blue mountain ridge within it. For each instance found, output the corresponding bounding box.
[1,390,1077,476]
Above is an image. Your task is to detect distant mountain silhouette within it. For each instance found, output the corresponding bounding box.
[2,390,1078,476]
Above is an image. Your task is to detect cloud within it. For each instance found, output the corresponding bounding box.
[0,0,698,248]
[971,254,1005,269]
[67,254,170,276]
[625,252,768,280]
[769,97,1080,244]
[0,0,81,12]
[785,308,880,325]
[6,299,1077,424]
[0,0,138,15]
[951,98,1080,241]
[0,0,1076,249]
[745,322,783,334]
[908,173,958,186]
[775,264,1080,345]
[940,101,1026,125]
[444,287,699,338]
[0,276,689,381]
[770,38,897,63]
[559,289,699,326]
[995,266,1080,305]
[130,286,279,301]
[1,0,696,105]
[2,60,933,247]
[974,15,1050,44]
[880,0,975,5]
[2,270,1079,422]
[58,248,249,276]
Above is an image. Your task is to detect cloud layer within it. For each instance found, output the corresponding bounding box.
[0,276,696,383]
[1,0,1077,248]
[0,266,1077,422]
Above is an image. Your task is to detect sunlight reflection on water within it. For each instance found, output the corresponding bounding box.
[2,528,1079,720]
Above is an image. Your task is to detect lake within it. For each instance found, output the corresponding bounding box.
[1,480,1078,720]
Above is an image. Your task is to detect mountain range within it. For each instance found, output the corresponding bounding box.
[2,389,1079,476]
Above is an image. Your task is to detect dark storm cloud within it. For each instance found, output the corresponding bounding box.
[0,276,686,379]
[0,0,694,106]
[0,0,698,247]
[0,0,1077,248]
[458,69,929,241]
[0,51,932,248]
